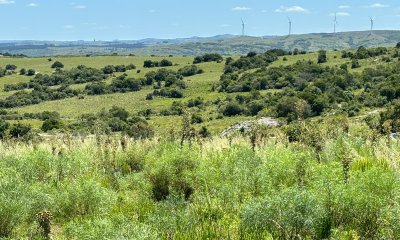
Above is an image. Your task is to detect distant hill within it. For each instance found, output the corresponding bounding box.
[1,30,400,56]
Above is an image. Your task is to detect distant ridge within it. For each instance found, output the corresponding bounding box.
[0,30,399,56]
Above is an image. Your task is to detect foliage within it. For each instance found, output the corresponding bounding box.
[193,53,223,64]
[51,61,64,69]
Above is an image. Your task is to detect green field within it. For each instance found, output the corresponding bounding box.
[0,48,393,134]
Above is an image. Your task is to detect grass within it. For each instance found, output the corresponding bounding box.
[1,120,400,239]
[0,49,397,134]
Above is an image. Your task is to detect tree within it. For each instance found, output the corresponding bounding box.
[143,60,158,68]
[396,42,400,48]
[102,65,114,74]
[26,69,36,76]
[109,106,129,121]
[0,119,10,139]
[19,68,26,75]
[9,123,31,138]
[41,118,63,132]
[159,59,173,67]
[51,61,64,69]
[5,64,17,71]
[223,102,243,116]
[317,50,327,64]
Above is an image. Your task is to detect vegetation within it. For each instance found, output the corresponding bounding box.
[2,42,400,239]
[193,53,223,64]
[0,115,400,239]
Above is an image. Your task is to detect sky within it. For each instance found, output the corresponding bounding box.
[0,0,400,40]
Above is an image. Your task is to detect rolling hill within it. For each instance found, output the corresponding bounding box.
[1,30,400,57]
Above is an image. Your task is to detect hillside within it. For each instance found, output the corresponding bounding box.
[2,39,400,240]
[0,44,400,136]
[1,30,400,57]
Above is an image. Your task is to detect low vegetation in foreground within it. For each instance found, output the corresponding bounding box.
[1,116,400,239]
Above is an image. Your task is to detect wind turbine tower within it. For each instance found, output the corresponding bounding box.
[288,17,292,36]
[333,13,338,34]
[369,16,375,34]
[241,18,245,36]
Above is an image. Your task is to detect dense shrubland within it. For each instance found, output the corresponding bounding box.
[216,45,400,121]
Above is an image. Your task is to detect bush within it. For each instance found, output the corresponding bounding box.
[351,59,360,69]
[27,69,36,76]
[5,64,17,71]
[242,188,325,239]
[191,114,203,124]
[159,59,173,67]
[51,61,64,69]
[193,53,223,64]
[9,123,31,138]
[318,50,327,63]
[124,117,154,139]
[143,60,158,68]
[0,119,10,139]
[177,65,203,76]
[223,102,243,116]
[19,68,26,75]
[41,118,63,132]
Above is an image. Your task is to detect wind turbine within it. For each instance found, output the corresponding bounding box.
[241,18,245,36]
[369,16,375,34]
[288,17,292,36]
[333,13,338,34]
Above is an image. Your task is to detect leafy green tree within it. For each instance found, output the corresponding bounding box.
[5,64,17,71]
[51,61,64,69]
[159,59,173,67]
[223,102,243,116]
[9,123,31,138]
[26,69,36,76]
[109,106,129,121]
[19,68,26,75]
[102,65,115,74]
[41,118,63,132]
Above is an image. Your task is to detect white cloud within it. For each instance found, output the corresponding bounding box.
[75,5,86,9]
[149,9,156,13]
[220,24,231,28]
[63,25,74,29]
[27,3,38,7]
[366,3,389,8]
[338,5,351,9]
[261,9,267,13]
[232,6,251,11]
[275,6,308,13]
[0,0,15,4]
[330,12,351,17]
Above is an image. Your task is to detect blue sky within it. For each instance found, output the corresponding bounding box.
[0,0,400,40]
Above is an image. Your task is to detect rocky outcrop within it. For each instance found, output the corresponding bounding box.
[221,117,280,137]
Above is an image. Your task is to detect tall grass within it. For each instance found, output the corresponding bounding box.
[0,124,400,239]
